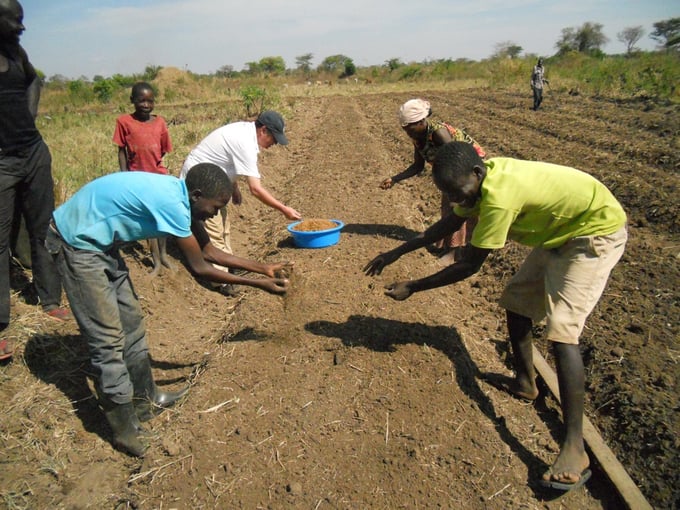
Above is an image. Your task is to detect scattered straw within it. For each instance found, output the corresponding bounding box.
[128,454,193,484]
[487,483,511,500]
[198,397,240,413]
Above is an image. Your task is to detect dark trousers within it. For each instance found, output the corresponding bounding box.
[0,140,62,326]
[10,202,32,268]
[532,86,544,110]
[46,227,149,403]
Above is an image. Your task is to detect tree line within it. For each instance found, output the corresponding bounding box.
[41,17,678,87]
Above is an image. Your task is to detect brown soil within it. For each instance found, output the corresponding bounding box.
[291,219,340,232]
[1,89,678,510]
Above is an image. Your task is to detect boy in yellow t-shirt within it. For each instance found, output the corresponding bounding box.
[364,141,627,492]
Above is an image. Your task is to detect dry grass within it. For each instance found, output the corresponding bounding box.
[37,72,486,203]
[1,309,90,510]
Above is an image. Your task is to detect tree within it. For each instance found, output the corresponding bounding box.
[318,54,351,74]
[111,73,135,88]
[215,65,235,78]
[384,58,403,71]
[244,61,261,74]
[258,56,286,74]
[492,41,523,59]
[667,33,680,50]
[617,26,644,54]
[555,27,577,54]
[342,58,356,78]
[244,57,285,75]
[556,22,609,54]
[650,17,680,50]
[295,53,314,73]
[47,74,68,89]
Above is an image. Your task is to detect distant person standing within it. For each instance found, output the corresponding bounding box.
[113,82,174,277]
[180,111,301,296]
[0,0,70,361]
[531,58,549,111]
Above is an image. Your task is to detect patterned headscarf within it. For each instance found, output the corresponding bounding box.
[399,99,431,126]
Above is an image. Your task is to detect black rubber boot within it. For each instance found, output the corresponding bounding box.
[101,400,149,457]
[128,355,189,422]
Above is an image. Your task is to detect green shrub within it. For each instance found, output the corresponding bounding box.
[67,80,94,105]
[398,65,422,81]
[93,79,115,102]
[238,85,281,116]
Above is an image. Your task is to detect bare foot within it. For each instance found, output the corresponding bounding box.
[482,372,539,401]
[542,450,590,486]
[149,264,161,278]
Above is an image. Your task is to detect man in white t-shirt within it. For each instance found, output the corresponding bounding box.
[180,111,301,293]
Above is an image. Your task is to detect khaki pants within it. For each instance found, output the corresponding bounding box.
[203,205,232,274]
[499,227,627,344]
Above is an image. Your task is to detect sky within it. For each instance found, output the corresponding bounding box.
[18,0,679,80]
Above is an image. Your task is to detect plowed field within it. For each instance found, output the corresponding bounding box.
[1,87,678,510]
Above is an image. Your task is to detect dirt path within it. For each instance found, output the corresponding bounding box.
[1,88,677,509]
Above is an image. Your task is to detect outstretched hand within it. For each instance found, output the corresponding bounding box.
[384,281,412,301]
[363,251,398,276]
[265,260,294,279]
[283,206,302,221]
[261,278,289,295]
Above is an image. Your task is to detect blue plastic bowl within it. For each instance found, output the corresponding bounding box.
[287,219,345,248]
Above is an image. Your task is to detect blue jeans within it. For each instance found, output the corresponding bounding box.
[0,140,62,325]
[46,227,149,404]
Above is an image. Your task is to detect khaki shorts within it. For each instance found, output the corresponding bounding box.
[499,227,627,344]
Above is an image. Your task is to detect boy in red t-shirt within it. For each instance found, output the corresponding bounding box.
[113,82,174,276]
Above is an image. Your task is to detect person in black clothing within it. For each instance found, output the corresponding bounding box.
[0,0,70,361]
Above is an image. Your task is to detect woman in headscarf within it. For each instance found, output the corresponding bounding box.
[380,98,486,262]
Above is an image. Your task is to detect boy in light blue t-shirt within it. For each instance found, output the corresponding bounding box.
[48,163,292,458]
[364,141,626,492]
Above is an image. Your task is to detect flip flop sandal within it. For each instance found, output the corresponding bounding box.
[0,339,13,361]
[539,468,592,491]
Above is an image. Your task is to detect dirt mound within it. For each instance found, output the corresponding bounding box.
[153,66,203,102]
[154,66,189,85]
